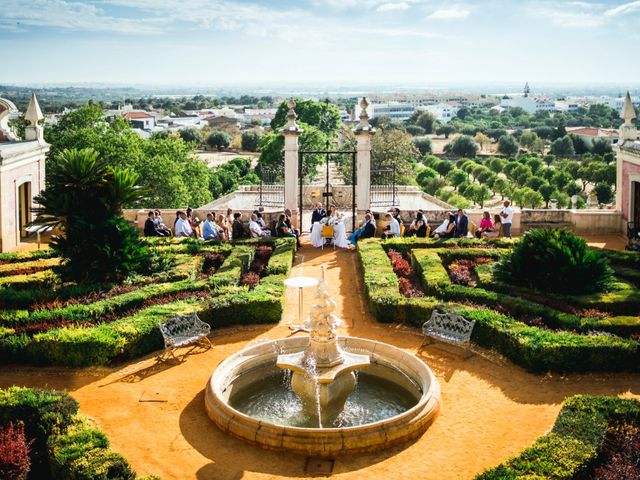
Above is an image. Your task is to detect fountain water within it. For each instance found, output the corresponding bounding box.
[205,271,440,456]
[276,273,370,426]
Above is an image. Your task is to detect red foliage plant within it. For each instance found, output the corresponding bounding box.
[448,260,476,286]
[202,252,225,274]
[240,272,261,289]
[593,423,640,480]
[387,250,413,277]
[0,422,32,480]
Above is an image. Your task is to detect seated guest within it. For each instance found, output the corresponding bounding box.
[232,212,247,240]
[349,212,376,247]
[202,213,221,240]
[254,211,267,229]
[455,209,469,237]
[476,211,494,238]
[217,213,230,241]
[174,211,194,238]
[284,208,300,246]
[276,214,297,238]
[349,209,373,243]
[406,211,428,238]
[144,211,164,237]
[153,210,171,236]
[173,211,181,230]
[432,213,456,239]
[382,212,401,238]
[249,213,271,238]
[482,214,503,238]
[311,203,326,225]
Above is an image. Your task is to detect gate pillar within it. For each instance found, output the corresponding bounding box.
[353,97,376,213]
[281,99,302,223]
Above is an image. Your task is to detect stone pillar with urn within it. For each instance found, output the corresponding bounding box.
[281,99,302,229]
[353,97,375,218]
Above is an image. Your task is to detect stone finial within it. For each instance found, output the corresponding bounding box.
[282,98,301,133]
[621,91,636,125]
[24,92,44,126]
[353,97,374,133]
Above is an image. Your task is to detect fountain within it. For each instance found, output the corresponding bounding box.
[276,274,370,427]
[205,272,440,456]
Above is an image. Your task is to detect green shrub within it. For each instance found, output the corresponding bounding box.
[476,395,640,479]
[0,387,142,480]
[49,418,135,480]
[495,228,613,294]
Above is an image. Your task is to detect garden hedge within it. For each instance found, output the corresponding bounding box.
[476,395,640,479]
[0,386,156,480]
[357,238,640,372]
[0,238,295,366]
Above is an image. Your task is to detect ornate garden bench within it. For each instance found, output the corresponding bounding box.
[421,310,475,356]
[158,312,212,358]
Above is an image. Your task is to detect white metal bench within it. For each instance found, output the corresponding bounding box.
[421,310,475,356]
[158,312,212,358]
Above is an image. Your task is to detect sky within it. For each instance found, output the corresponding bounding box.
[1,0,640,87]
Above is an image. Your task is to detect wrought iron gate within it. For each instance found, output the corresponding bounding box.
[370,162,398,208]
[298,149,357,232]
[256,165,284,209]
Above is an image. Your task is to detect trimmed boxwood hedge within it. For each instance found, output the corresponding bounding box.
[0,386,151,480]
[0,238,295,366]
[476,395,640,479]
[358,239,640,372]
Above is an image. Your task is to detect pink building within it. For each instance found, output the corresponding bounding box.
[0,94,49,252]
[616,92,640,230]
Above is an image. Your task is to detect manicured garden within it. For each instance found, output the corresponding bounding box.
[0,237,295,367]
[0,386,157,480]
[358,231,640,373]
[476,394,640,479]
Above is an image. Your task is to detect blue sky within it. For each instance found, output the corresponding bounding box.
[1,0,639,86]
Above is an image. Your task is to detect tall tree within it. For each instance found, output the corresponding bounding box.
[33,148,148,283]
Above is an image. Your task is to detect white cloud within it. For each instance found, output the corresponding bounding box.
[376,2,410,12]
[0,0,166,34]
[428,7,470,19]
[529,1,640,28]
[605,0,640,16]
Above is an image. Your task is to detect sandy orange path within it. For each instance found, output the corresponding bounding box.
[1,241,638,480]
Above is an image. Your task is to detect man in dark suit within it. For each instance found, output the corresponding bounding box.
[311,203,326,226]
[349,213,375,248]
[455,209,468,237]
[232,212,247,240]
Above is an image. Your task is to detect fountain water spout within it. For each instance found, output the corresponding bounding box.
[276,269,370,426]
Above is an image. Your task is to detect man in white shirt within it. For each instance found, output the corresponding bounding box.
[383,212,401,238]
[249,213,270,238]
[500,200,514,238]
[174,211,193,238]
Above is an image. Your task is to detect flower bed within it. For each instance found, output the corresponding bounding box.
[0,386,157,480]
[357,237,640,372]
[0,238,295,366]
[476,395,640,479]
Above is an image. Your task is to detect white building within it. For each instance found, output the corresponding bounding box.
[0,94,49,252]
[354,101,415,121]
[500,95,555,114]
[416,103,460,123]
[121,111,155,130]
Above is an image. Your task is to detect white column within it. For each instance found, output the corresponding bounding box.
[353,97,376,213]
[281,99,303,224]
[283,130,301,213]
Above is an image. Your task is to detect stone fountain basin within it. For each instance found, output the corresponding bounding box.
[205,336,440,457]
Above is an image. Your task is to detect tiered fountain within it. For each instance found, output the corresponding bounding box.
[205,273,440,456]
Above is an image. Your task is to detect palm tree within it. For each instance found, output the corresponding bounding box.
[32,148,147,283]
